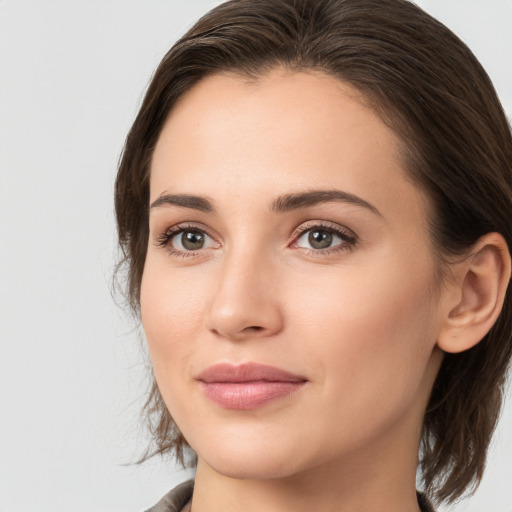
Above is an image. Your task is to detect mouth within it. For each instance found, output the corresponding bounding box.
[197,362,307,410]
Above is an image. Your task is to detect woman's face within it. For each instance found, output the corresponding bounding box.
[142,69,445,480]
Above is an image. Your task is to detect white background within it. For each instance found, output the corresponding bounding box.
[0,1,511,511]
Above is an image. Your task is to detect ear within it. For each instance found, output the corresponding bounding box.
[437,233,511,354]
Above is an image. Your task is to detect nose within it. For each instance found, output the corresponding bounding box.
[204,248,284,341]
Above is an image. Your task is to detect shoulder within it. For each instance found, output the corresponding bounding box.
[144,480,194,512]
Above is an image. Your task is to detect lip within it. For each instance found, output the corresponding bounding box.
[197,363,307,410]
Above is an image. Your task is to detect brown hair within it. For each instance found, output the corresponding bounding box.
[115,0,512,504]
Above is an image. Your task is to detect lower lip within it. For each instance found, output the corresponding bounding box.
[200,381,305,410]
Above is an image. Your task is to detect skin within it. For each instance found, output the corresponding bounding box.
[141,68,453,512]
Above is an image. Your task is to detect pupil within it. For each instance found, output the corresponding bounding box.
[309,230,332,249]
[182,230,204,250]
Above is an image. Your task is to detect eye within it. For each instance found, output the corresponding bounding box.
[292,223,357,253]
[171,229,214,251]
[298,229,338,250]
[156,224,218,257]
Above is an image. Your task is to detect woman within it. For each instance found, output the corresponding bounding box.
[114,0,512,510]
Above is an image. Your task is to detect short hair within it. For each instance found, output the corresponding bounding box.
[114,0,512,504]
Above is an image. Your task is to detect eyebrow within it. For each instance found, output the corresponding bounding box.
[271,190,382,216]
[150,194,214,212]
[150,190,381,217]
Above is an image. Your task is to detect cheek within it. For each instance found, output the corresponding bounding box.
[287,254,439,411]
[139,260,217,437]
[140,260,209,376]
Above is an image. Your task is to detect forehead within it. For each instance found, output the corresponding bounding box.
[150,68,429,224]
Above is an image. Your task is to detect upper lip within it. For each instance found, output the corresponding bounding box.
[197,362,307,383]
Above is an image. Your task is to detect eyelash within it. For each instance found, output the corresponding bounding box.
[290,221,358,256]
[155,221,358,259]
[155,223,217,259]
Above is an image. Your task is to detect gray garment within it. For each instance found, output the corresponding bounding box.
[144,480,193,512]
[144,479,437,512]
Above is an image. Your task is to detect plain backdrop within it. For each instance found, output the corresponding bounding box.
[0,1,511,511]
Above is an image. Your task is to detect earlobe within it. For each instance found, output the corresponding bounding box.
[437,233,511,354]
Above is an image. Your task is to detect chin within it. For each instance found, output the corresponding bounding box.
[193,433,310,481]
[206,456,304,481]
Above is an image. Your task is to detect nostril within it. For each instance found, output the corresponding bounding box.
[210,325,264,337]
